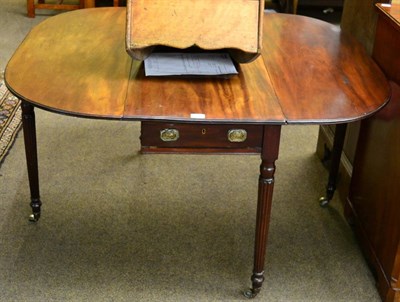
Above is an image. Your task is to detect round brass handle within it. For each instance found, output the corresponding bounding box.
[160,128,179,142]
[227,129,247,143]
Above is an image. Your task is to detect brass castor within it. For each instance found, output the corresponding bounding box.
[243,288,259,299]
[29,212,40,222]
[319,196,330,207]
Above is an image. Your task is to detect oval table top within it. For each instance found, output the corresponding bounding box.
[5,8,390,125]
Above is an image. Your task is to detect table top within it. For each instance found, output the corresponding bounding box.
[376,3,400,28]
[5,8,389,125]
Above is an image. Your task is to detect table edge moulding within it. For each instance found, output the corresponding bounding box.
[4,7,390,299]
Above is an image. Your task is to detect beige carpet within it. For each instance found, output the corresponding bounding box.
[0,112,380,301]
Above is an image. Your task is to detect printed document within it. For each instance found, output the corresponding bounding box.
[144,52,238,76]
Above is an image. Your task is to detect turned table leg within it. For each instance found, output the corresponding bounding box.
[244,125,281,298]
[21,101,41,222]
[319,123,347,207]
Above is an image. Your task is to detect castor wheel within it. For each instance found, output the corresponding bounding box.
[28,213,40,222]
[243,288,259,299]
[319,196,330,207]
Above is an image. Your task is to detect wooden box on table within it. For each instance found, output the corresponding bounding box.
[125,0,264,63]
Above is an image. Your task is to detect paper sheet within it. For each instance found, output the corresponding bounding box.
[144,52,238,76]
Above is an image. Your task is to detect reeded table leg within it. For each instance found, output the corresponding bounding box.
[319,123,347,207]
[244,125,281,298]
[21,101,41,222]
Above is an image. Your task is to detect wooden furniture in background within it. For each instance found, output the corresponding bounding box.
[278,0,298,13]
[278,0,343,14]
[27,0,84,18]
[83,0,121,8]
[300,0,343,6]
[5,8,389,298]
[346,4,400,302]
[26,0,121,18]
[316,0,392,205]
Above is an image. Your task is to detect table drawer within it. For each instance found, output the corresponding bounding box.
[140,121,263,154]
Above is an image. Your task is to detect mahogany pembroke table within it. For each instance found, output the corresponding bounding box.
[4,8,389,298]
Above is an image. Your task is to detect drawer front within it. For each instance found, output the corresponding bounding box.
[140,121,263,152]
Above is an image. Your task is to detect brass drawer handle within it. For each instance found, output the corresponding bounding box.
[227,129,247,143]
[160,128,179,142]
